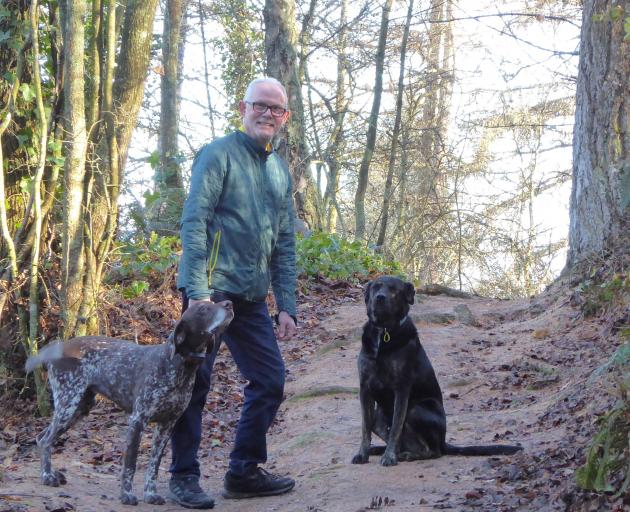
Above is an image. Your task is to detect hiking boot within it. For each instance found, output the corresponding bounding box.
[222,467,295,499]
[168,475,215,509]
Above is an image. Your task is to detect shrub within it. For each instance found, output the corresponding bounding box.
[576,331,630,496]
[296,231,402,281]
[578,273,630,317]
[109,232,180,289]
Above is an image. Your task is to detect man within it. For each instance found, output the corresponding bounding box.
[169,77,298,509]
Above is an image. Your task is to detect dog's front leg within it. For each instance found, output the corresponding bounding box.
[143,420,176,505]
[381,387,410,466]
[352,385,375,464]
[120,414,145,506]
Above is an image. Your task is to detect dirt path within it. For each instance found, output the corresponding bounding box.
[0,287,614,511]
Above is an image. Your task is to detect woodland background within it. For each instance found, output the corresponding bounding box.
[0,0,629,502]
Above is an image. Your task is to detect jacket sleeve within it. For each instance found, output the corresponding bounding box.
[178,144,226,300]
[270,173,297,318]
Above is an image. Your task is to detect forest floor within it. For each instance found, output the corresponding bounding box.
[0,277,627,512]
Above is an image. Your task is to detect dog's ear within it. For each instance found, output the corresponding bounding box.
[404,282,415,305]
[167,321,187,359]
[364,281,373,304]
[174,320,187,345]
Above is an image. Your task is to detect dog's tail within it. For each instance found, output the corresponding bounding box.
[444,442,523,456]
[25,341,65,374]
[369,443,522,457]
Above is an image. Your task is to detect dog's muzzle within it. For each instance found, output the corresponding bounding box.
[368,295,392,324]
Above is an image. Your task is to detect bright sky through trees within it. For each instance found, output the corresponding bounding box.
[125,0,581,293]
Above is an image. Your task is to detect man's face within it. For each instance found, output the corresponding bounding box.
[239,82,289,146]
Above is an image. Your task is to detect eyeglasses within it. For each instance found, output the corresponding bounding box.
[245,101,288,118]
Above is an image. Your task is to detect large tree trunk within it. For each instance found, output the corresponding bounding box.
[148,0,188,235]
[263,0,309,219]
[566,0,630,268]
[77,0,160,336]
[72,0,159,336]
[353,0,393,241]
[60,0,89,338]
[113,0,161,172]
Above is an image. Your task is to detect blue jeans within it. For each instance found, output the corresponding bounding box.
[169,291,285,478]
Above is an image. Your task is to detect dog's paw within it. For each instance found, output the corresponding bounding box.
[351,453,369,464]
[120,492,139,506]
[380,452,398,466]
[41,470,66,487]
[55,470,67,485]
[144,492,165,505]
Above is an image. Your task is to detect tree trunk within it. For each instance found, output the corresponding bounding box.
[419,0,452,168]
[304,66,325,230]
[376,0,414,248]
[148,0,188,235]
[566,0,630,268]
[353,0,393,241]
[324,0,348,233]
[263,0,309,219]
[27,0,52,416]
[113,0,161,174]
[60,0,89,339]
[215,0,264,131]
[77,0,159,336]
[405,0,454,283]
[86,0,102,132]
[436,0,454,144]
[198,0,216,139]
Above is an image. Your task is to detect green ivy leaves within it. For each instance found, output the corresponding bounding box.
[592,6,630,41]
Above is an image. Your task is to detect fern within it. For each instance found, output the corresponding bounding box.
[577,339,630,496]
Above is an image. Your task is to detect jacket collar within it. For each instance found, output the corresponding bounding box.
[237,131,274,158]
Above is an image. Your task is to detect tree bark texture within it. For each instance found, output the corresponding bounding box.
[567,0,630,267]
[264,0,309,219]
[60,0,89,338]
[113,0,161,174]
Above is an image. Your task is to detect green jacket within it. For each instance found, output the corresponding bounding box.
[176,131,297,317]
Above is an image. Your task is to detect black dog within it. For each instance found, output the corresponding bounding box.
[26,301,233,506]
[352,276,522,466]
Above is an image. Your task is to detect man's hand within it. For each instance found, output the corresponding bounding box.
[277,311,296,341]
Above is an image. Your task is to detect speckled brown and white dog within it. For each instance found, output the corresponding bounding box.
[352,276,522,467]
[25,301,233,506]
